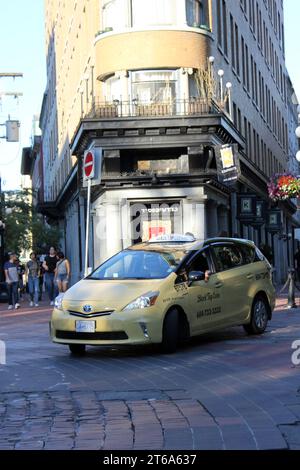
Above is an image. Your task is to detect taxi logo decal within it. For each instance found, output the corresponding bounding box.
[83,305,93,313]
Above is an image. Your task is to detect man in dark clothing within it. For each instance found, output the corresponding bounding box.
[42,247,58,305]
[4,253,20,310]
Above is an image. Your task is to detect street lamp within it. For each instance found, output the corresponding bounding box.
[225,82,232,117]
[217,69,224,102]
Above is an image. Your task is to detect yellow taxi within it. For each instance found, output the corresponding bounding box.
[50,235,276,355]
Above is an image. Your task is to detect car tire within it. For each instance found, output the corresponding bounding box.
[68,344,86,355]
[243,295,269,335]
[161,308,179,354]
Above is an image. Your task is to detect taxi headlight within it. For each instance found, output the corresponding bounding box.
[123,291,159,311]
[54,293,64,311]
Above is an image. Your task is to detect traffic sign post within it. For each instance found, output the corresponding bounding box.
[83,151,95,179]
[83,150,95,277]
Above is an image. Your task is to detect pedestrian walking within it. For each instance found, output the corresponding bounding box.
[42,247,58,305]
[16,258,26,301]
[4,253,20,310]
[55,252,70,293]
[38,256,45,301]
[26,252,40,307]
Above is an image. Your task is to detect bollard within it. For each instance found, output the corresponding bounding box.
[280,268,297,309]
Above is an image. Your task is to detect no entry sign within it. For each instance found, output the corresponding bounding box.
[83,150,95,179]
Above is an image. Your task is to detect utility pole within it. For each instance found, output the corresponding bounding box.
[0,72,23,283]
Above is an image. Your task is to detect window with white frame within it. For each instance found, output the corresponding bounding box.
[131,0,176,27]
[101,0,209,31]
[104,75,122,100]
[101,0,178,31]
[104,70,179,103]
[131,70,178,103]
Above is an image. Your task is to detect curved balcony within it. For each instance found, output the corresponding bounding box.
[94,28,212,80]
[85,97,223,119]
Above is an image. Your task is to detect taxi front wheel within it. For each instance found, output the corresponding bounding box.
[69,344,86,355]
[161,308,179,354]
[243,296,269,335]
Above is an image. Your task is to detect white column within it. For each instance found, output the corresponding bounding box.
[194,201,206,240]
[180,68,190,101]
[93,201,107,266]
[106,200,122,259]
[119,70,129,115]
[183,199,206,240]
[120,199,131,249]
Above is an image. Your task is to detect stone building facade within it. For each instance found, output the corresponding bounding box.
[39,0,299,284]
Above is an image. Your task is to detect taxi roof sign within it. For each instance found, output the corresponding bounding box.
[149,233,196,243]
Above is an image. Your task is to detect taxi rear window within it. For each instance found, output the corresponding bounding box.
[212,243,258,272]
[237,243,257,264]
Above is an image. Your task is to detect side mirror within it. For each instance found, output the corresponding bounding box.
[188,270,205,285]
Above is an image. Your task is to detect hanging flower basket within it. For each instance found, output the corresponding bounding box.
[268,174,300,201]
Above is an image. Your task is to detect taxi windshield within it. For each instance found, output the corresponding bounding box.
[88,247,189,280]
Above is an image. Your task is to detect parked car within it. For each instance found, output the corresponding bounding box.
[50,235,276,355]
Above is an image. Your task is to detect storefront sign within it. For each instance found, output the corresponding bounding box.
[251,200,266,227]
[266,209,282,232]
[215,144,241,184]
[237,194,257,222]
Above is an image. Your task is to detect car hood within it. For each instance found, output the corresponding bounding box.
[62,278,164,312]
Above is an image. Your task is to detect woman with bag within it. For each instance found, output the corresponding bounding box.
[55,252,71,293]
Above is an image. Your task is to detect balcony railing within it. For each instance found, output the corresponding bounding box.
[85,98,224,120]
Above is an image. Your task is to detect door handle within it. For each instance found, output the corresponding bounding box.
[214,282,223,288]
[246,273,254,279]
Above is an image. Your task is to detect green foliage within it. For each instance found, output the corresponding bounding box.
[3,189,61,255]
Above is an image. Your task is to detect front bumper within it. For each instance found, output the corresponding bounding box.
[50,307,163,346]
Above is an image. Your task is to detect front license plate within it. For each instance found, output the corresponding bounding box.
[75,321,96,333]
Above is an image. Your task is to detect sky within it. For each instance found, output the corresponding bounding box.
[0,0,299,191]
[0,0,46,191]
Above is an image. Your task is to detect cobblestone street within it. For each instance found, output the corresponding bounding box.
[0,293,300,450]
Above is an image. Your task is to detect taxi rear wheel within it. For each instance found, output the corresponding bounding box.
[244,296,269,335]
[161,308,179,354]
[68,344,86,355]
